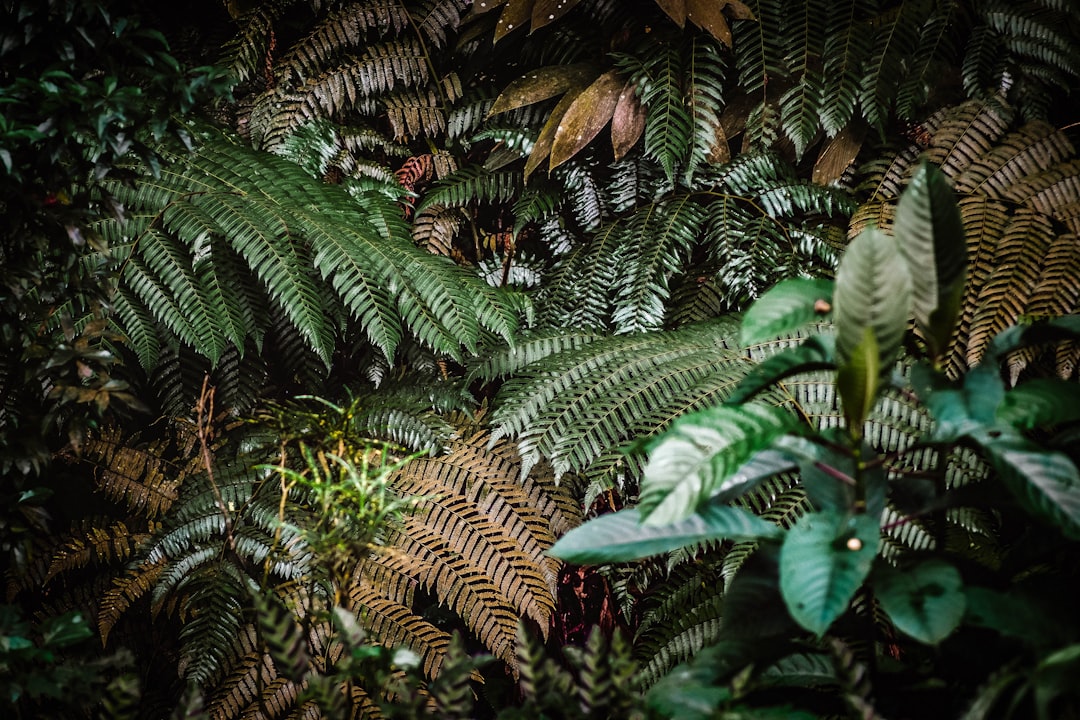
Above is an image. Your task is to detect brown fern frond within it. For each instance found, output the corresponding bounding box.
[45,519,151,584]
[853,99,1080,377]
[79,427,185,518]
[349,585,450,679]
[98,559,165,643]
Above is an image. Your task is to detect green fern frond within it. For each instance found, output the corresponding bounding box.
[859,0,929,135]
[617,39,694,183]
[489,318,748,481]
[820,0,876,136]
[100,131,521,374]
[417,165,522,213]
[176,562,250,687]
[635,593,725,690]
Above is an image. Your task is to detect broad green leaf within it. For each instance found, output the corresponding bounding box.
[759,653,838,688]
[893,162,966,359]
[964,586,1062,649]
[726,335,835,405]
[875,560,965,644]
[779,509,879,636]
[40,611,93,647]
[916,361,1004,442]
[638,404,798,525]
[833,227,912,371]
[837,326,880,435]
[1034,644,1080,720]
[998,379,1080,430]
[974,428,1080,540]
[549,70,624,170]
[548,505,781,565]
[711,448,799,504]
[740,277,834,346]
[486,63,596,117]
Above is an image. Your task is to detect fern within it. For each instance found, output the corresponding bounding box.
[850,99,1080,377]
[487,319,751,483]
[99,131,523,386]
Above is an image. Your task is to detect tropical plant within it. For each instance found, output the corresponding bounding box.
[552,162,1080,719]
[4,1,1080,718]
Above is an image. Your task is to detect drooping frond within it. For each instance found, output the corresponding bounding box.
[962,0,1080,121]
[539,152,851,333]
[98,130,524,388]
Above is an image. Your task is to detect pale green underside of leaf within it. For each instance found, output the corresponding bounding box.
[549,505,782,565]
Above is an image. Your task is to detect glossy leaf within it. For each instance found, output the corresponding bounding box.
[779,509,879,636]
[726,335,836,405]
[639,404,798,525]
[974,427,1080,540]
[739,277,835,346]
[549,70,624,170]
[487,64,597,117]
[524,89,580,180]
[530,0,584,29]
[836,326,880,435]
[998,379,1080,430]
[833,227,912,371]
[548,504,782,565]
[875,559,965,644]
[917,363,1004,443]
[493,0,531,43]
[893,162,967,359]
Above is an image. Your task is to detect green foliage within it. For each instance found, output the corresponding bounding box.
[0,605,133,719]
[99,129,525,374]
[551,162,1080,718]
[6,3,1080,719]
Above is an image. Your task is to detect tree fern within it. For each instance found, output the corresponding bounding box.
[99,131,523,385]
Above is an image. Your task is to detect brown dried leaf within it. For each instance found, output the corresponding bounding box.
[487,64,597,117]
[687,0,732,45]
[472,0,509,15]
[654,0,688,26]
[812,124,866,185]
[707,119,731,164]
[525,90,580,180]
[531,0,584,30]
[611,80,647,161]
[494,0,532,42]
[723,0,756,20]
[550,70,624,170]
